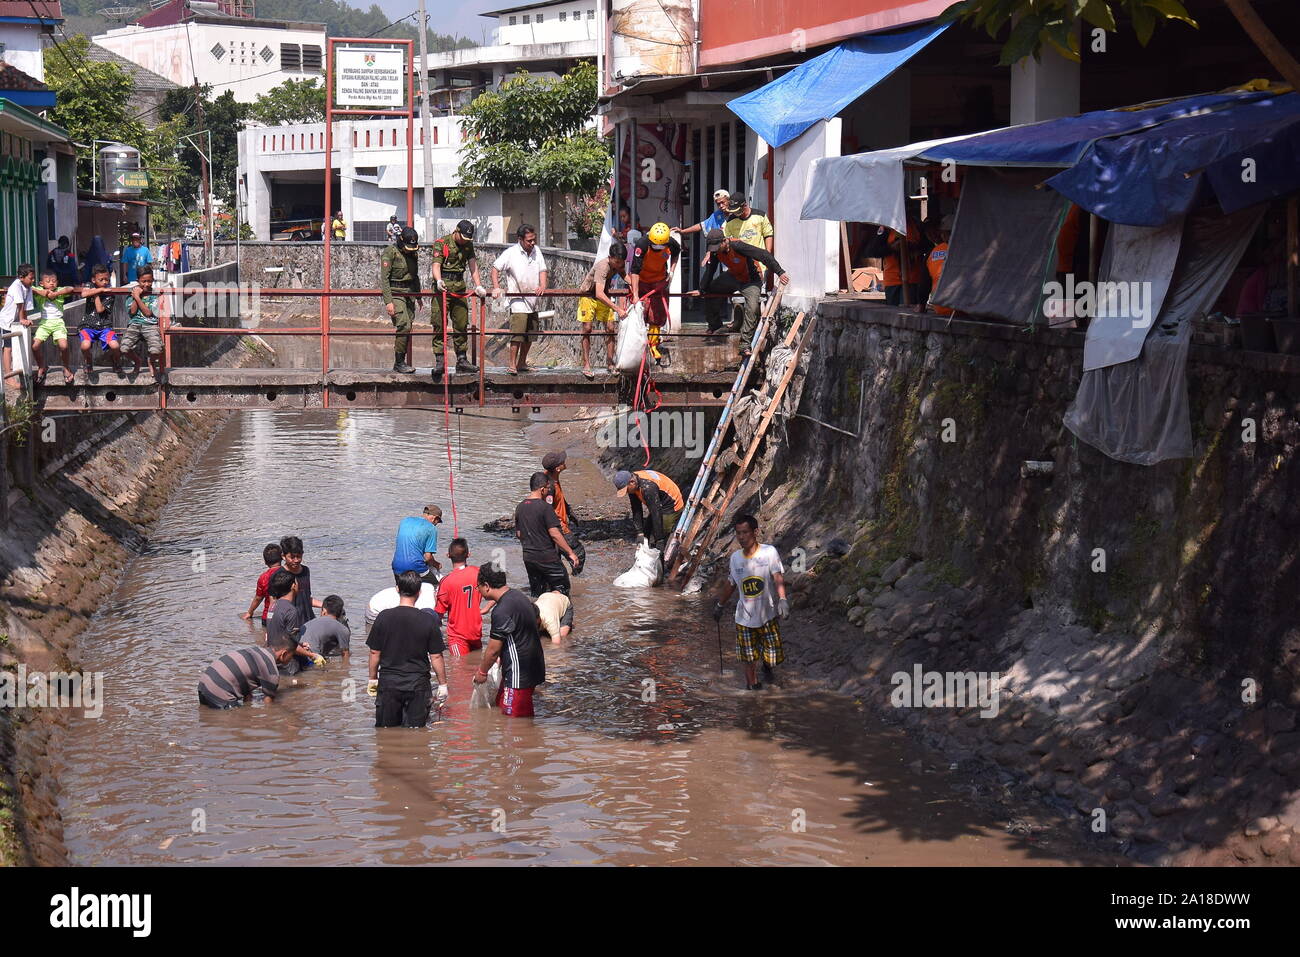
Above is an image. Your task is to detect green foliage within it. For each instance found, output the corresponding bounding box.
[158,85,248,213]
[937,0,1197,64]
[455,62,610,198]
[43,35,143,189]
[249,78,326,126]
[567,187,609,239]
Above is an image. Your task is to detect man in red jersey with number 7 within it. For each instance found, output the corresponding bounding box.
[435,538,494,656]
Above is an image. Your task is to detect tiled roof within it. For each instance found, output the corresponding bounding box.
[86,43,181,93]
[0,61,46,92]
[0,1,61,19]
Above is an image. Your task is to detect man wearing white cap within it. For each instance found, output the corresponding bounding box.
[678,189,731,239]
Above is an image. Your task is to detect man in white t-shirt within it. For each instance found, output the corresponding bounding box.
[713,513,789,690]
[1,264,36,394]
[491,223,548,375]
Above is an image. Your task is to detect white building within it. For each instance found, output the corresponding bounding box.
[92,0,326,104]
[238,0,598,245]
[0,0,59,84]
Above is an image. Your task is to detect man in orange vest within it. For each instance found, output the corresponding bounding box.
[921,214,953,316]
[628,223,680,364]
[613,468,683,547]
[691,229,790,358]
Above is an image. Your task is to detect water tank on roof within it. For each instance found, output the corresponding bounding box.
[99,142,145,195]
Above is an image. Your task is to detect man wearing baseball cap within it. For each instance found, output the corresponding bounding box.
[543,449,585,573]
[688,229,789,356]
[678,188,731,238]
[614,468,683,548]
[430,219,486,378]
[121,231,152,284]
[380,226,422,373]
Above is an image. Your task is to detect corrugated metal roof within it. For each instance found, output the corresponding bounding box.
[0,62,45,92]
[0,0,59,18]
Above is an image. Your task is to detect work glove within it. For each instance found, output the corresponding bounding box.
[778,598,791,621]
[434,683,449,705]
[366,679,379,698]
[307,653,327,669]
[475,285,487,298]
[436,278,446,292]
[712,601,725,622]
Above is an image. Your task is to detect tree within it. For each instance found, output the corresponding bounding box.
[938,0,1300,90]
[452,62,610,201]
[248,78,327,126]
[158,85,248,209]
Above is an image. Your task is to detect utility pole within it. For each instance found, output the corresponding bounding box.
[416,0,436,239]
[194,81,213,259]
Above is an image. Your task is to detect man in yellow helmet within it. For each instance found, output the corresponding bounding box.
[628,222,680,364]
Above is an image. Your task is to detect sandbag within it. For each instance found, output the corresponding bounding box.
[613,538,663,588]
[615,302,648,372]
[470,661,501,709]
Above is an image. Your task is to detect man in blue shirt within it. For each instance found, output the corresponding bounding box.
[678,189,731,247]
[121,232,152,283]
[392,505,443,585]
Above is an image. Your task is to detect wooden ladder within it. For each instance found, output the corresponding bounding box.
[668,308,815,587]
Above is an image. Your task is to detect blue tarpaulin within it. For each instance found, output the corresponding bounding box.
[914,90,1271,167]
[727,21,949,149]
[1047,92,1300,226]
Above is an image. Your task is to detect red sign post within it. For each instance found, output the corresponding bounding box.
[323,37,416,406]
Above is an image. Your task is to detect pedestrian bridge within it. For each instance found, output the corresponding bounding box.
[36,366,736,412]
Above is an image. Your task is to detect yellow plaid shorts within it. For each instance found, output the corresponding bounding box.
[735,618,784,665]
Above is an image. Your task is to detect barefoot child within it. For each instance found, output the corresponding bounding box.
[78,264,123,376]
[240,542,283,628]
[122,267,165,380]
[31,271,76,385]
[0,265,35,394]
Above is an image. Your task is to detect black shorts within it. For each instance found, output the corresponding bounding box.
[524,559,571,597]
[394,569,440,588]
[375,685,432,728]
[198,688,241,709]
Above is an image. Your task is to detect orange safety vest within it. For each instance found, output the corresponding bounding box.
[927,243,952,316]
[632,469,683,511]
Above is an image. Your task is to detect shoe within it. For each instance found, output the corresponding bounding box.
[393,361,415,374]
[431,360,446,378]
[746,682,764,691]
[456,354,477,374]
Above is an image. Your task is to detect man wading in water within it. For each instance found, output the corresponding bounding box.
[714,513,790,690]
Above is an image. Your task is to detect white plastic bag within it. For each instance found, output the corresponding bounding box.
[613,538,663,588]
[615,302,648,372]
[470,661,501,709]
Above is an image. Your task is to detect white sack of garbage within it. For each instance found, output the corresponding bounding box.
[470,661,501,709]
[613,538,663,588]
[615,302,648,372]
[365,582,437,630]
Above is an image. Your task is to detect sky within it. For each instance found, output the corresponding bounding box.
[369,0,499,44]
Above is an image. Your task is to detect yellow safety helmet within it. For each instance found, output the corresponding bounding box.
[648,222,671,245]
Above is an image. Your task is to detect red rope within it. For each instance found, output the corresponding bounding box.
[440,287,462,538]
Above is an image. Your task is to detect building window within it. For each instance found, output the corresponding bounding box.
[522,14,530,23]
[281,43,301,70]
[559,11,566,21]
[508,15,516,24]
[588,8,594,19]
[210,42,226,60]
[260,45,273,62]
[302,44,322,71]
[536,13,543,22]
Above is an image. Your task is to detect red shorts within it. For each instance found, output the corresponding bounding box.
[445,637,482,656]
[496,685,535,717]
[641,279,670,329]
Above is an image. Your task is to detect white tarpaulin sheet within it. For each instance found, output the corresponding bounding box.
[1080,218,1184,372]
[800,135,970,233]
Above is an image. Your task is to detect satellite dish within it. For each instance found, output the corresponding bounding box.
[100,5,142,19]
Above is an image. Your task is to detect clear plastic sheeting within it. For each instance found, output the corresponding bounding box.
[1065,203,1264,465]
[1064,322,1193,465]
[931,167,1066,324]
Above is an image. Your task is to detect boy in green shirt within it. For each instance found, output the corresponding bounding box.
[32,270,76,385]
[122,266,166,381]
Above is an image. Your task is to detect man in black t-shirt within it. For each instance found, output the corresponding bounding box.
[515,471,581,597]
[473,563,544,717]
[366,570,448,727]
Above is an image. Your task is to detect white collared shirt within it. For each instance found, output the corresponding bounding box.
[493,242,548,313]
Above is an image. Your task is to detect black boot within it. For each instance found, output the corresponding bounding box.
[455,353,477,374]
[431,355,446,379]
[393,355,415,374]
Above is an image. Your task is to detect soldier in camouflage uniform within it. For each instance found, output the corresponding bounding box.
[430,219,486,377]
[380,226,421,373]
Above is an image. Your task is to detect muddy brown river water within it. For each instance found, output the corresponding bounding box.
[57,409,1103,865]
